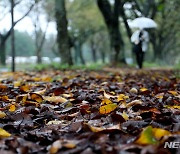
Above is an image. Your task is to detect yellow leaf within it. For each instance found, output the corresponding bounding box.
[0,95,9,101]
[42,76,52,82]
[9,104,16,112]
[99,99,117,114]
[168,91,178,96]
[117,94,129,102]
[20,85,30,92]
[30,93,43,103]
[140,88,148,92]
[62,93,73,98]
[0,84,8,92]
[135,126,159,145]
[164,105,180,109]
[0,111,6,118]
[103,91,116,99]
[0,128,11,138]
[50,140,62,154]
[122,111,129,120]
[84,123,104,132]
[44,96,67,103]
[63,143,76,149]
[155,95,163,99]
[50,140,77,154]
[152,128,171,140]
[14,81,22,87]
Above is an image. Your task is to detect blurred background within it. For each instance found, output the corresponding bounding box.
[0,0,180,71]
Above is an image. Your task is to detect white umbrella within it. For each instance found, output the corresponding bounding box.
[128,17,157,29]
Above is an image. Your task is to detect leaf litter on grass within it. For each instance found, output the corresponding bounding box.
[0,69,179,154]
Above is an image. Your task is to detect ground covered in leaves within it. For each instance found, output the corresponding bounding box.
[0,69,180,154]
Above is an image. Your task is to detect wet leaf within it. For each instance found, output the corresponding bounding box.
[168,90,178,96]
[30,93,43,103]
[140,87,148,92]
[99,98,117,114]
[152,128,171,140]
[50,140,77,154]
[117,94,129,102]
[122,111,129,120]
[0,84,8,91]
[20,84,30,92]
[135,126,159,145]
[44,96,68,103]
[9,104,16,112]
[164,105,180,109]
[0,128,11,138]
[0,111,6,118]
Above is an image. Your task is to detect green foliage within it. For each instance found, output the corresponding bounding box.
[6,30,35,56]
[33,63,105,71]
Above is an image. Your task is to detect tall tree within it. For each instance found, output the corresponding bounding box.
[0,0,34,65]
[31,0,50,64]
[55,0,72,65]
[11,0,15,72]
[97,0,124,64]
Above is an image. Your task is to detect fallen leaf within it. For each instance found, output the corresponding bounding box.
[46,120,62,125]
[44,96,68,103]
[103,90,116,99]
[9,104,16,112]
[0,84,8,92]
[99,98,117,114]
[0,111,6,118]
[20,84,30,92]
[122,111,129,120]
[117,94,129,102]
[0,128,11,138]
[50,139,77,154]
[164,105,180,109]
[140,88,148,92]
[135,126,159,145]
[152,128,171,140]
[50,140,62,154]
[84,123,121,133]
[168,91,178,96]
[126,100,143,108]
[30,93,43,103]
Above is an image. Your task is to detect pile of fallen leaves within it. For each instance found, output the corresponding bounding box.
[0,69,179,154]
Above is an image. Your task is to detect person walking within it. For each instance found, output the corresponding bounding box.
[131,29,149,68]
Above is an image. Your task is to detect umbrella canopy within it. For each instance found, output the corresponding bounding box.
[128,17,157,29]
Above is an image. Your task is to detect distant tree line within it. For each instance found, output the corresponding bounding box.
[0,0,179,67]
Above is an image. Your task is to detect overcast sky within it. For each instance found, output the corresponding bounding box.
[0,6,57,35]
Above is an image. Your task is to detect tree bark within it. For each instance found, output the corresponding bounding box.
[55,0,73,65]
[0,42,6,65]
[90,39,97,63]
[97,0,123,65]
[11,0,15,72]
[74,41,85,65]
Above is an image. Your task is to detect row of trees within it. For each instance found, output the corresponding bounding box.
[0,0,180,67]
[56,0,180,65]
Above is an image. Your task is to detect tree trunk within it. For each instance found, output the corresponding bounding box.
[0,42,6,65]
[97,0,123,65]
[74,41,85,65]
[90,39,97,63]
[11,0,15,72]
[55,0,73,65]
[100,50,105,63]
[37,49,42,64]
